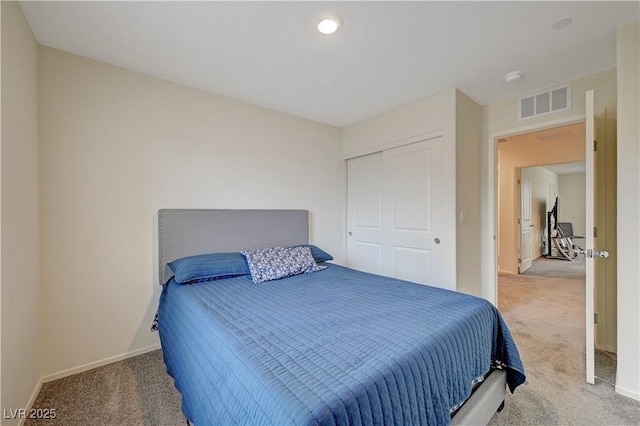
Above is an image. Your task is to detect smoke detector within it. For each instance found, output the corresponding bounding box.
[504,71,524,83]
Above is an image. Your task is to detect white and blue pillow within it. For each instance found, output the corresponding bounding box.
[241,246,326,284]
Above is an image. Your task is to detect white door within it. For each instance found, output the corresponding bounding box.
[382,140,444,285]
[584,89,612,384]
[584,89,601,385]
[519,171,533,273]
[347,152,383,275]
[347,138,445,286]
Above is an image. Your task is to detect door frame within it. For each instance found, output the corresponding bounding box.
[484,115,585,306]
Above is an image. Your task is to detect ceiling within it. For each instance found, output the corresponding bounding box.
[543,161,586,175]
[498,122,586,175]
[19,1,639,127]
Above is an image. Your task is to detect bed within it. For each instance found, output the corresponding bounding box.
[156,209,525,425]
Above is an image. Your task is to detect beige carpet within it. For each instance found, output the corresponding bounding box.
[25,350,184,426]
[489,257,640,425]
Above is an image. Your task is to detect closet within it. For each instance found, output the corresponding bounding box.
[342,88,481,293]
[347,137,445,286]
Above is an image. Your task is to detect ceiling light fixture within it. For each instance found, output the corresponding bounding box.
[504,71,524,83]
[552,19,573,30]
[317,16,342,35]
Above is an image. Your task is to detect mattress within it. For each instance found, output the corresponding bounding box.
[157,263,525,425]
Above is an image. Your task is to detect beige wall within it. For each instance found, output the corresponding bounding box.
[558,173,586,242]
[615,20,640,401]
[341,89,455,159]
[37,46,344,378]
[455,90,482,295]
[1,2,42,422]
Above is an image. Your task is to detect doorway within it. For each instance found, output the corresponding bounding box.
[496,121,617,386]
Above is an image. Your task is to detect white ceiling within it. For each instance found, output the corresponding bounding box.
[543,161,586,175]
[20,1,639,127]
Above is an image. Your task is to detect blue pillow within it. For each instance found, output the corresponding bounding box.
[293,244,333,262]
[168,252,250,284]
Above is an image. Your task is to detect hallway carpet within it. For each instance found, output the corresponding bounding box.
[489,258,640,425]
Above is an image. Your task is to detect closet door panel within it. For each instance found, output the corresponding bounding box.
[392,246,432,285]
[347,152,383,274]
[347,136,445,287]
[384,138,443,285]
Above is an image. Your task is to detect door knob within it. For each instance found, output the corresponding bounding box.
[592,250,609,258]
[434,238,441,244]
[575,248,609,258]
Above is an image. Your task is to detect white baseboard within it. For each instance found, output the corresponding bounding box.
[18,377,44,426]
[42,343,161,383]
[595,343,617,354]
[615,384,640,401]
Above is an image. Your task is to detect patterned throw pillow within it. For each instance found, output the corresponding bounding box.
[241,246,326,284]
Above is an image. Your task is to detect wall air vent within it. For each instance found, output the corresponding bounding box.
[519,84,571,120]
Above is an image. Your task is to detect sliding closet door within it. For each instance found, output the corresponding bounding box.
[347,137,445,286]
[347,152,384,274]
[383,139,444,284]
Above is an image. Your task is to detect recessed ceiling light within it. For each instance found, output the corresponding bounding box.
[504,71,524,83]
[317,16,342,35]
[552,19,573,30]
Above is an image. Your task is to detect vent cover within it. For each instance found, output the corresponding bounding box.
[519,84,571,120]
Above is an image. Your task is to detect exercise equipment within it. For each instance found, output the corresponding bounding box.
[545,197,584,261]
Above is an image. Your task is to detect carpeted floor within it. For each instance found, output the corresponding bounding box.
[489,256,640,425]
[26,256,640,425]
[522,255,586,280]
[25,350,184,426]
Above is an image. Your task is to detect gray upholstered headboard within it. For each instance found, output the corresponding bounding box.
[158,209,309,285]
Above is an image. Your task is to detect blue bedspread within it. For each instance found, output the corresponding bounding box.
[158,264,525,425]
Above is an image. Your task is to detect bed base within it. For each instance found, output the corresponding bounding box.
[451,369,506,425]
[185,370,505,426]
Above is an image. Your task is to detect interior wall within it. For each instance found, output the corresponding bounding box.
[37,46,344,378]
[455,90,482,295]
[497,135,584,274]
[558,172,586,239]
[341,89,455,159]
[0,2,42,422]
[615,20,640,401]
